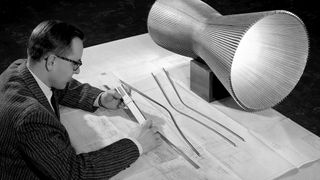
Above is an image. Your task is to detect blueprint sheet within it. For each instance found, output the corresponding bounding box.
[61,61,320,180]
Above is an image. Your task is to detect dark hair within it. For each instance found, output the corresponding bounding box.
[27,20,84,61]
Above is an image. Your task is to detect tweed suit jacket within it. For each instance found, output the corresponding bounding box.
[0,59,139,179]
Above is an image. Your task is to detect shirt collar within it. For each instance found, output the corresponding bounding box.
[27,66,53,103]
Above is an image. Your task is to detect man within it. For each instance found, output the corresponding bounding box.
[0,20,161,179]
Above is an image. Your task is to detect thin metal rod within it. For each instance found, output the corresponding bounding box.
[158,133,200,169]
[151,73,236,147]
[162,68,245,142]
[119,79,201,156]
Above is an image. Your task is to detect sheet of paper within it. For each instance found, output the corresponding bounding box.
[61,71,246,180]
[61,61,320,180]
[120,157,204,180]
[60,109,125,154]
[213,98,320,168]
[128,73,297,180]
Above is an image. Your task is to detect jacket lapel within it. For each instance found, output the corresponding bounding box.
[19,60,59,120]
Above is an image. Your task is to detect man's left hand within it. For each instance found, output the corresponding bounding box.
[99,89,124,109]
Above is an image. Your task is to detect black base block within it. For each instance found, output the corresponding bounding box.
[190,58,230,102]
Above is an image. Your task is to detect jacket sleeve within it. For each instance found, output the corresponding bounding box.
[56,78,103,112]
[16,108,139,179]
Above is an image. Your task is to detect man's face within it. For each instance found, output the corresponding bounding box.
[50,37,83,89]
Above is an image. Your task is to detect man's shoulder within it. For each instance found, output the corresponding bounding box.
[0,59,26,76]
[0,59,26,87]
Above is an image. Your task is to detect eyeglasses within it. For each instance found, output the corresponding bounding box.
[55,55,82,71]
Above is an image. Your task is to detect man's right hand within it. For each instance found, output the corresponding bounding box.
[129,119,162,154]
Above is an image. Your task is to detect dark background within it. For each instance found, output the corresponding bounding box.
[1,0,319,136]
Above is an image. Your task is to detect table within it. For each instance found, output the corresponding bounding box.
[61,33,320,180]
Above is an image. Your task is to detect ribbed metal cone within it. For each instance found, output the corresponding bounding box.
[147,0,220,57]
[147,0,309,111]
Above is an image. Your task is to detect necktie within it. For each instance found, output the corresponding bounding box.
[50,92,59,118]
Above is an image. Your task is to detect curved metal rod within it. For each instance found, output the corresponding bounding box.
[162,68,245,142]
[119,79,201,156]
[151,73,236,147]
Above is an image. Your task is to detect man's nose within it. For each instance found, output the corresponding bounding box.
[74,68,80,74]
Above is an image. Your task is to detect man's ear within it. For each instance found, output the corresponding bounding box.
[45,54,56,71]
